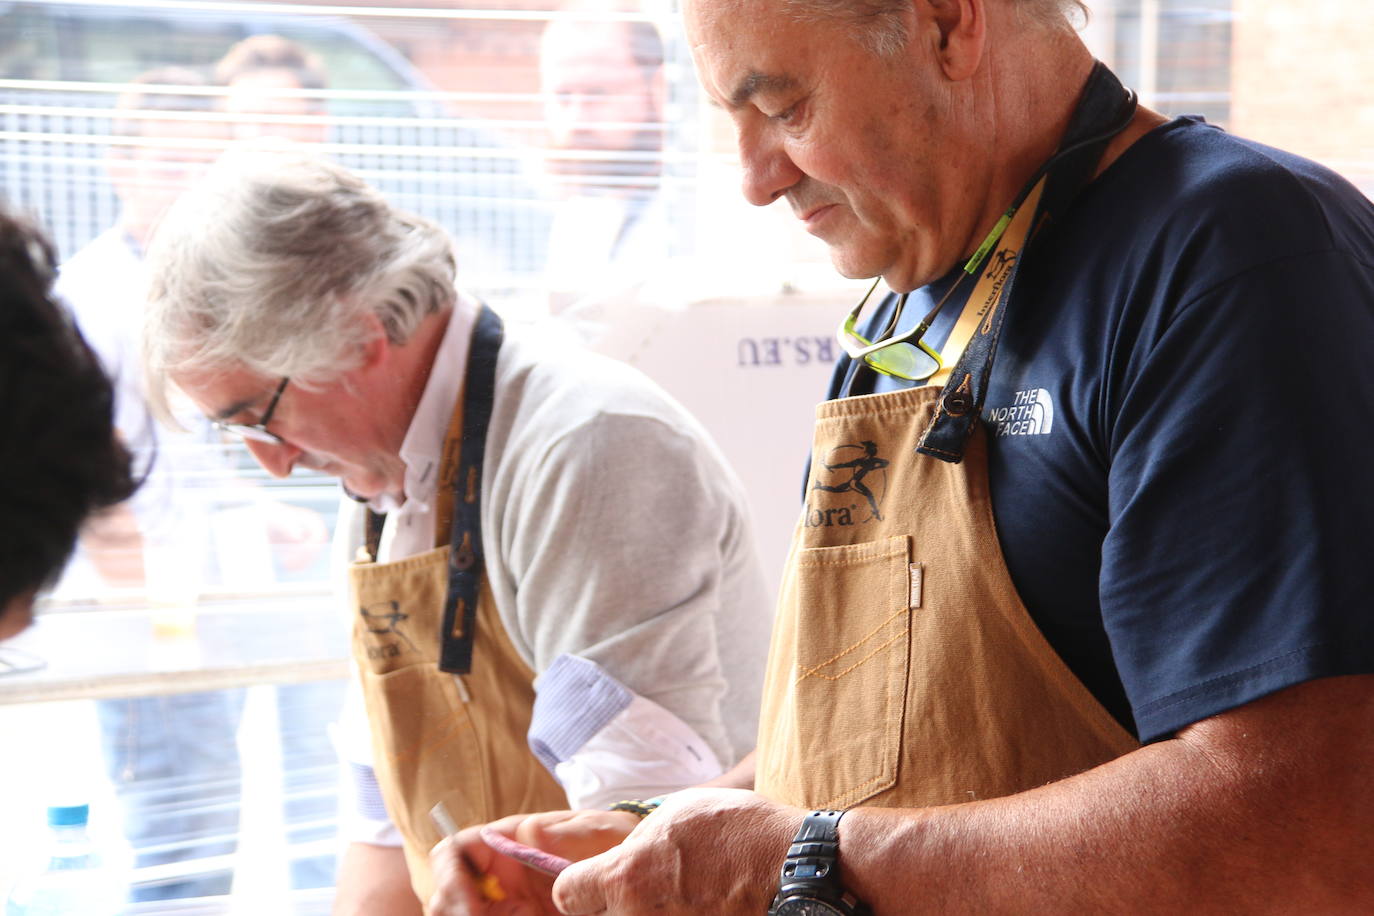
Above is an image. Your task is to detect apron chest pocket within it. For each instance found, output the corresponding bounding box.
[760,535,914,810]
[363,664,489,844]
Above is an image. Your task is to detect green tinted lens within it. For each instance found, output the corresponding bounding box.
[865,341,940,380]
[840,314,872,349]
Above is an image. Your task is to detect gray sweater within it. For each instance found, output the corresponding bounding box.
[482,326,771,766]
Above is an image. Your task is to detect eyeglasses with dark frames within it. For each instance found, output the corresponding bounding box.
[212,377,290,445]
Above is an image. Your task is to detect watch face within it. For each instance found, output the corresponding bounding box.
[775,899,845,916]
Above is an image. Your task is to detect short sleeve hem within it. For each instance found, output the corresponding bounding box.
[1133,643,1370,742]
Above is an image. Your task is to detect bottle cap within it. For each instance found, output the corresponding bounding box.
[46,804,90,827]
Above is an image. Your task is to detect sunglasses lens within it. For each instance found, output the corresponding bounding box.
[865,342,940,381]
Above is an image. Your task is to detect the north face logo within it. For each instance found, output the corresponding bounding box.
[985,388,1055,437]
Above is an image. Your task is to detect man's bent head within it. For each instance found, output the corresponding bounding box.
[143,144,458,503]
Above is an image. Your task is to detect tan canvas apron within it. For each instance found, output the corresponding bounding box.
[348,307,567,904]
[756,64,1143,811]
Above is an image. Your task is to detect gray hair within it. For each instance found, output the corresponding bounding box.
[143,143,456,400]
[782,0,1087,56]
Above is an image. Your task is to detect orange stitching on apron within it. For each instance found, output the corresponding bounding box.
[916,439,964,460]
[794,607,910,683]
[351,546,450,574]
[387,706,476,764]
[820,771,895,810]
[795,628,909,683]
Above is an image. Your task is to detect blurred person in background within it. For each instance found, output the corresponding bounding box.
[54,66,246,903]
[56,67,224,593]
[141,144,771,916]
[216,34,331,146]
[55,64,331,902]
[0,207,138,644]
[538,0,681,313]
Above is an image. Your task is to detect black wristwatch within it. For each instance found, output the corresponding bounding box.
[767,810,870,915]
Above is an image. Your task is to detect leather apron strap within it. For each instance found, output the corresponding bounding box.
[438,303,503,674]
[365,303,504,674]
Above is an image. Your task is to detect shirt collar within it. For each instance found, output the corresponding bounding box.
[387,293,480,515]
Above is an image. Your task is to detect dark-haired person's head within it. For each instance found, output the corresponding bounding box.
[0,210,139,639]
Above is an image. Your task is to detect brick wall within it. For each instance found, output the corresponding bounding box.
[1232,0,1374,187]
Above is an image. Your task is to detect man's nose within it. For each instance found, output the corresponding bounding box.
[737,122,802,207]
[546,95,587,149]
[244,437,300,478]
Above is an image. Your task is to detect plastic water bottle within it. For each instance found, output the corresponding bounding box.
[5,804,124,915]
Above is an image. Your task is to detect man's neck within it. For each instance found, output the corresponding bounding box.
[982,26,1096,224]
[392,308,456,451]
[966,23,1164,259]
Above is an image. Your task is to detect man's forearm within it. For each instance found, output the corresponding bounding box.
[332,842,423,916]
[701,749,756,790]
[841,675,1374,913]
[553,677,1373,914]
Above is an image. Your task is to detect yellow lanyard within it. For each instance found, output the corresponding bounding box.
[927,176,1046,388]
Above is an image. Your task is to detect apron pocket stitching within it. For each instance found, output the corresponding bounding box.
[797,622,910,683]
[795,606,910,680]
[822,771,895,810]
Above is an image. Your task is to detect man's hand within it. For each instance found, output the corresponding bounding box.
[552,788,802,915]
[264,500,329,572]
[81,503,145,587]
[429,809,642,915]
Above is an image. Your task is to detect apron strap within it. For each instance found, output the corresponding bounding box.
[358,305,504,672]
[439,303,504,674]
[917,62,1137,463]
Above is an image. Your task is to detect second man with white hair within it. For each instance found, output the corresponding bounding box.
[142,144,772,914]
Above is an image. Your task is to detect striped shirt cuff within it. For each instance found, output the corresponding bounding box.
[528,654,633,775]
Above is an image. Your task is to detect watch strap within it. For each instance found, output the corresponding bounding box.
[794,809,844,844]
[771,809,869,915]
[783,809,844,881]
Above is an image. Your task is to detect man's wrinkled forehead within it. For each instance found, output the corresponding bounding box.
[170,364,270,423]
[685,0,758,46]
[685,0,796,101]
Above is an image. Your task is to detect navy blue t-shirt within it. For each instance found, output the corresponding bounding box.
[832,118,1374,742]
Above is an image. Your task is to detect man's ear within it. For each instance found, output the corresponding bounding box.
[356,311,392,371]
[925,0,986,82]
